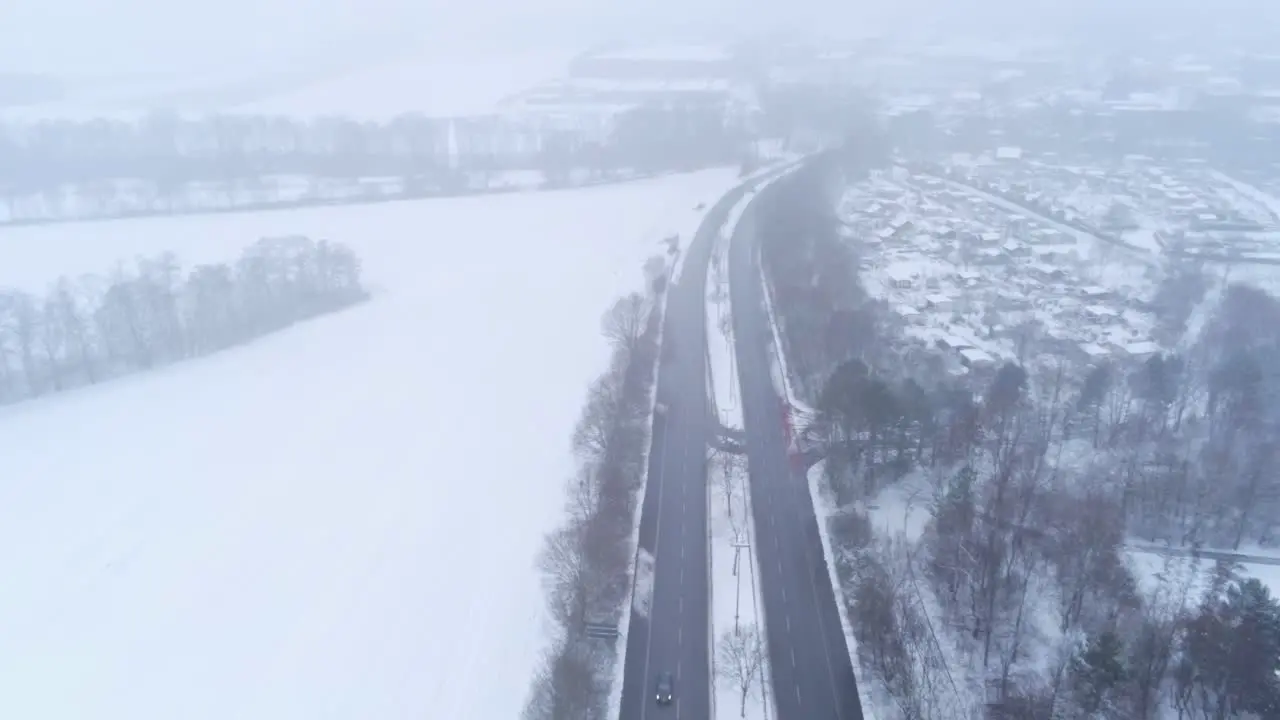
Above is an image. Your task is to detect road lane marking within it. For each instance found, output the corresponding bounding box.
[791,647,797,668]
[638,387,679,720]
[795,685,802,704]
[786,616,791,632]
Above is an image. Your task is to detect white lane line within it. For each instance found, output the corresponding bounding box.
[791,647,797,668]
[795,686,802,703]
[786,616,791,632]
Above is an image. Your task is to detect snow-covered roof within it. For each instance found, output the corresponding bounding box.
[1124,340,1161,356]
[959,347,996,365]
[886,267,915,283]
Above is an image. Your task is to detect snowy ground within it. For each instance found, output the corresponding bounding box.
[0,168,739,719]
[1126,544,1280,606]
[232,49,579,120]
[707,210,742,433]
[850,473,989,720]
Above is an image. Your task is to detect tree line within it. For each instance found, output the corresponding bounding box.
[523,255,670,720]
[758,161,1280,718]
[0,235,367,405]
[0,104,745,224]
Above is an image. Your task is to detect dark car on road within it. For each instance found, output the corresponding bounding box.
[655,671,674,705]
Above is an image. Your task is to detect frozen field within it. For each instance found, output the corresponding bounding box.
[234,49,579,120]
[0,169,739,719]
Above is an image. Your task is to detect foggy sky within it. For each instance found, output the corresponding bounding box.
[0,0,745,76]
[2,0,1275,77]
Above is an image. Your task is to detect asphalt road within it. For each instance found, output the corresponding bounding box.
[617,179,754,720]
[727,176,865,720]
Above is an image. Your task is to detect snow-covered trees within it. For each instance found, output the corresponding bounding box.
[1173,575,1280,718]
[0,108,747,224]
[524,256,668,720]
[759,159,1280,719]
[0,236,367,404]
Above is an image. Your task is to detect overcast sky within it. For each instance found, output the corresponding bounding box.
[1,0,1272,77]
[0,0,753,76]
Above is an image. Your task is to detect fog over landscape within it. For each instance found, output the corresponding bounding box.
[4,1,1280,719]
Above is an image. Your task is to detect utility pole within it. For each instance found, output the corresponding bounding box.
[730,532,751,633]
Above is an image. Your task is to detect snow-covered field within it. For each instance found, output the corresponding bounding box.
[234,50,580,120]
[0,168,739,719]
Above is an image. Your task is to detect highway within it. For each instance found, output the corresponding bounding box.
[727,173,866,720]
[616,179,753,720]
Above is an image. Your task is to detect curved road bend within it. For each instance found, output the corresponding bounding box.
[727,175,865,720]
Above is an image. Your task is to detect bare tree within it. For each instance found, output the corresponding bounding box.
[718,625,766,717]
[602,292,650,365]
[712,447,744,520]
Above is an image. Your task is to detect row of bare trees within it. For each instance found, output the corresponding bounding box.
[0,235,367,404]
[522,258,668,720]
[0,104,745,224]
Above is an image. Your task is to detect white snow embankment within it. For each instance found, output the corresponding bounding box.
[707,221,742,432]
[706,159,807,433]
[711,456,774,720]
[807,462,881,720]
[633,549,656,618]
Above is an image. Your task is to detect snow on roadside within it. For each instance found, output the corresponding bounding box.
[633,550,656,618]
[710,454,774,720]
[808,462,884,720]
[707,215,741,432]
[705,159,806,433]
